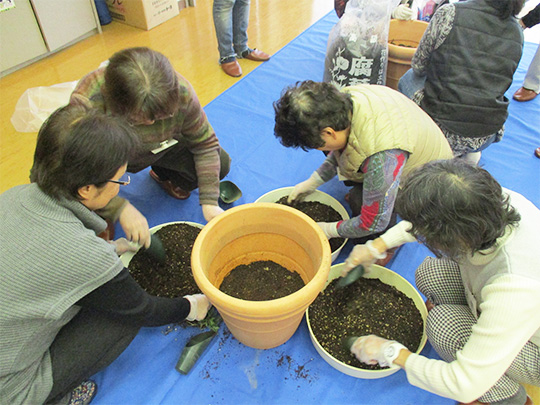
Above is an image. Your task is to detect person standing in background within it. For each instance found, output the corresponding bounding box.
[513,3,540,102]
[213,0,271,77]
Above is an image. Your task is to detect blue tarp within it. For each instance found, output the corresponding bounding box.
[92,11,540,404]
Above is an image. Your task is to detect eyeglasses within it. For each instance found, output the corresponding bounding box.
[107,174,131,186]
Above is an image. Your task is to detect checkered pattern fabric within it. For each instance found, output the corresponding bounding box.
[415,257,540,403]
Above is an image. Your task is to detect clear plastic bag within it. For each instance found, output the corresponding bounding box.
[10,81,78,133]
[324,0,401,88]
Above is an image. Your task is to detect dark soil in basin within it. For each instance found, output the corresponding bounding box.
[219,260,305,301]
[308,277,423,370]
[275,196,346,252]
[127,223,202,298]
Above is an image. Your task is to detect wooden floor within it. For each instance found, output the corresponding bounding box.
[0,1,538,403]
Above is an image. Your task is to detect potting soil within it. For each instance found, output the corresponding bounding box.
[308,277,423,370]
[128,223,202,298]
[219,260,305,301]
[275,197,346,252]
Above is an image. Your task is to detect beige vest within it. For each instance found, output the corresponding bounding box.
[335,85,453,182]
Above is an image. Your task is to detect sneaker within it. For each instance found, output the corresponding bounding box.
[68,380,97,405]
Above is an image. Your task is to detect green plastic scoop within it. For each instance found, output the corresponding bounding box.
[219,180,242,204]
[335,265,365,289]
[143,233,166,264]
[342,336,359,351]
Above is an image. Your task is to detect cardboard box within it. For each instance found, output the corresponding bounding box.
[106,0,180,31]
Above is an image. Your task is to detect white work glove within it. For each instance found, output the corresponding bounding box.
[184,294,212,321]
[118,202,151,248]
[317,222,341,239]
[341,240,387,277]
[110,237,140,256]
[287,172,325,204]
[202,204,224,222]
[392,4,415,20]
[350,335,406,367]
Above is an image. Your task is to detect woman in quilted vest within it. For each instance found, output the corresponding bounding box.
[273,80,453,244]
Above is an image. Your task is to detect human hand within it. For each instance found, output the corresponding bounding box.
[392,4,415,20]
[342,240,386,277]
[110,237,140,256]
[202,204,224,222]
[184,294,212,321]
[287,172,325,204]
[350,335,405,367]
[118,202,151,248]
[317,222,340,239]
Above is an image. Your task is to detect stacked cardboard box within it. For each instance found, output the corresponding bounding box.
[106,0,180,30]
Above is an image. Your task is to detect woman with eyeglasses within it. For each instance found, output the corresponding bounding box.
[0,105,212,405]
[70,47,231,249]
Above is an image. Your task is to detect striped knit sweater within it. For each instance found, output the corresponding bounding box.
[70,67,222,217]
[0,184,124,404]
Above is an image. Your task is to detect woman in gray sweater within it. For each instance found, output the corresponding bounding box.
[0,105,211,404]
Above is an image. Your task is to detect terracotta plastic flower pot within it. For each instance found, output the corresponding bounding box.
[191,203,332,349]
[254,187,350,263]
[386,19,428,90]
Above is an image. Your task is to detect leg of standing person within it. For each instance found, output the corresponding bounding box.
[45,308,140,404]
[233,0,271,63]
[416,258,540,405]
[513,44,540,102]
[231,0,250,57]
[213,0,243,77]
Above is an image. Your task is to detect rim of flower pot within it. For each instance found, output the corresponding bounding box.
[254,187,349,263]
[191,203,332,317]
[120,220,204,267]
[388,19,428,61]
[306,263,428,379]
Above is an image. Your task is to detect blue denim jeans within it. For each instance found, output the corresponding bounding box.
[397,68,426,99]
[213,0,250,64]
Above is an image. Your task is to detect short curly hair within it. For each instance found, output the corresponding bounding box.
[273,80,353,151]
[395,159,521,260]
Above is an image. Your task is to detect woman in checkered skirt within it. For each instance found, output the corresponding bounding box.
[342,159,540,404]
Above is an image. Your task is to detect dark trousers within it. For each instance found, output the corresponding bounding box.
[152,146,231,191]
[127,139,231,192]
[45,308,140,403]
